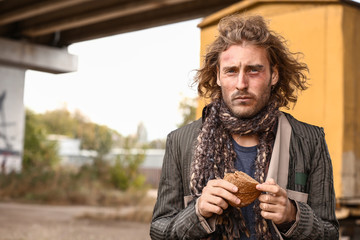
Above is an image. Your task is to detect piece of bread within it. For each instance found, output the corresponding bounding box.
[223,171,261,207]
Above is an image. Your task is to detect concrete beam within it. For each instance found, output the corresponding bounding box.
[0,0,90,25]
[0,37,77,74]
[22,0,192,37]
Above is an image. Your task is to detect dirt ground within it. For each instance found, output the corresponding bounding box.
[0,202,152,240]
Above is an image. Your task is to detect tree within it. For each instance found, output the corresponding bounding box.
[23,109,60,170]
[110,136,146,190]
[39,107,116,158]
[94,124,113,158]
[40,107,77,137]
[177,97,197,128]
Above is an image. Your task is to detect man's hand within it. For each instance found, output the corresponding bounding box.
[197,179,240,218]
[256,178,296,225]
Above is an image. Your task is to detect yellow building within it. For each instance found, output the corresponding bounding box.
[196,0,360,200]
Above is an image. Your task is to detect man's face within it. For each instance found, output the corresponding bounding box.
[217,43,278,118]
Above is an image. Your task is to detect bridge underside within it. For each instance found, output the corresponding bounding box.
[0,0,239,48]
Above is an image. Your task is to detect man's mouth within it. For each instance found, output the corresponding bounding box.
[231,94,255,106]
[233,95,253,101]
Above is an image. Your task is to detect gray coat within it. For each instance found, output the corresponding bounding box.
[150,112,339,239]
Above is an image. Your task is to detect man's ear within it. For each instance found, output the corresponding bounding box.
[271,65,279,86]
[216,66,221,86]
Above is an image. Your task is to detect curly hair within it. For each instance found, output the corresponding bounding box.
[194,14,309,109]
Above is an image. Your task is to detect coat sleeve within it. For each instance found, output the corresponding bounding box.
[150,129,210,240]
[285,128,339,239]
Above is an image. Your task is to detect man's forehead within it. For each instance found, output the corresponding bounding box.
[219,44,269,67]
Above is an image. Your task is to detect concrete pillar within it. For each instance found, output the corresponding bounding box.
[0,66,25,172]
[0,37,77,172]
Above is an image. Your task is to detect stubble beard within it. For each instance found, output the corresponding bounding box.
[224,87,272,120]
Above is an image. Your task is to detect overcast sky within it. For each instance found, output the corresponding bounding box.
[24,19,201,141]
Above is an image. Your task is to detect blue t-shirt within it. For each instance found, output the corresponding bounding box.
[232,139,258,240]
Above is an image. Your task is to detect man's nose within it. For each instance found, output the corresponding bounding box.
[236,72,248,90]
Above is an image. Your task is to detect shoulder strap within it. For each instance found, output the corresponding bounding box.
[266,112,292,189]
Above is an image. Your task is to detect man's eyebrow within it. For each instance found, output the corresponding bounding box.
[247,64,264,69]
[221,65,239,71]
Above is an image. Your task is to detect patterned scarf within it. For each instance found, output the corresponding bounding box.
[190,98,280,240]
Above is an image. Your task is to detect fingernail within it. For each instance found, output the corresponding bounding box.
[236,198,241,204]
[233,187,238,192]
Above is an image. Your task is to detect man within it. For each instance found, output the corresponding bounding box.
[150,15,338,240]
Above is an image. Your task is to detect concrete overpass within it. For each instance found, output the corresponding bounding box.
[0,0,239,73]
[0,0,239,48]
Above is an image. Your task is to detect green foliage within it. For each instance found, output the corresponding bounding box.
[94,125,113,157]
[177,97,197,128]
[40,107,77,137]
[0,108,148,205]
[0,163,147,206]
[38,107,119,157]
[110,160,129,191]
[110,140,146,191]
[23,109,60,170]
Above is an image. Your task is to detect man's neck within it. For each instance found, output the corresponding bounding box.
[232,134,259,147]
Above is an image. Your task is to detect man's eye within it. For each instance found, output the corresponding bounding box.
[248,66,264,74]
[225,69,237,74]
[249,68,259,73]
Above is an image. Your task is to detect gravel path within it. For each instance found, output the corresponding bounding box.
[0,202,151,240]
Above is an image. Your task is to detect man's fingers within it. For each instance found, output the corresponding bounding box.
[206,179,240,206]
[266,178,276,185]
[257,178,276,186]
[260,209,284,223]
[259,197,295,224]
[258,193,287,205]
[198,179,241,218]
[198,196,226,216]
[206,194,229,211]
[259,201,284,213]
[204,183,240,206]
[256,180,285,196]
[208,179,238,193]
